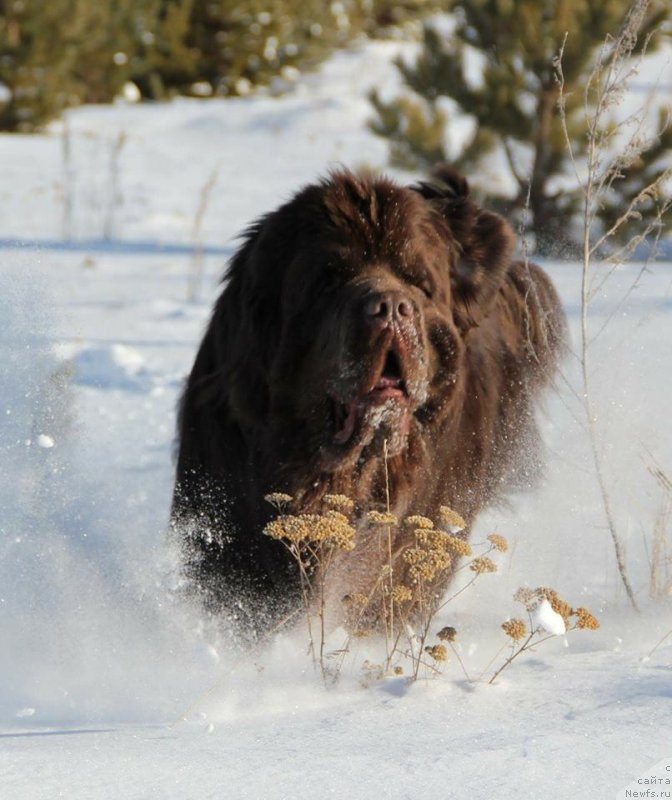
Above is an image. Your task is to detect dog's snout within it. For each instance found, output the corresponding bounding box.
[363,291,413,325]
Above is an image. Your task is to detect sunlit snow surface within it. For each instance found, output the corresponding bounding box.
[1,40,671,800]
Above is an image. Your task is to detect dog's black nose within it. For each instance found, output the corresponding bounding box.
[364,291,413,324]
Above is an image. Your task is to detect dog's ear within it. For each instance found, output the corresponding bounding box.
[414,165,516,333]
[183,204,302,430]
[449,197,517,333]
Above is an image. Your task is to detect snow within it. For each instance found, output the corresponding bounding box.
[69,343,151,391]
[531,598,567,636]
[1,40,671,800]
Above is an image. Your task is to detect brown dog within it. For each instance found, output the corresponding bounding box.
[172,166,565,632]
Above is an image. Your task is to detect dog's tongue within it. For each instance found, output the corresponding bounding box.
[334,401,359,444]
[375,376,400,389]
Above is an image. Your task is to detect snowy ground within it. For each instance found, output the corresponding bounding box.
[1,41,671,800]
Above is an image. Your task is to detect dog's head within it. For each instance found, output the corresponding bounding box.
[213,167,515,472]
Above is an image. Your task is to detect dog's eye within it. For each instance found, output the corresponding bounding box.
[418,280,434,299]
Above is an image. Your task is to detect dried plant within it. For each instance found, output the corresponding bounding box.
[263,491,357,683]
[392,523,507,681]
[334,487,504,682]
[61,119,74,241]
[645,627,672,661]
[554,0,672,611]
[489,587,600,684]
[188,166,220,302]
[262,439,508,683]
[59,126,129,243]
[645,456,672,599]
[103,130,127,241]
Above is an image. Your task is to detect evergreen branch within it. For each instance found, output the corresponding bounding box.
[589,168,672,256]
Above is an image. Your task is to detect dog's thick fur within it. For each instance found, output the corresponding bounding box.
[172,166,565,630]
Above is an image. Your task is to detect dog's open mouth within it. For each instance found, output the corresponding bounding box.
[332,348,410,446]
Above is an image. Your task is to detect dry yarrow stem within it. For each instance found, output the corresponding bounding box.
[437,626,457,642]
[405,547,452,583]
[390,585,413,603]
[415,529,454,550]
[487,533,509,553]
[574,607,600,630]
[513,586,537,606]
[403,547,425,566]
[424,644,448,662]
[501,619,527,641]
[366,510,398,526]
[404,515,434,529]
[439,506,466,532]
[263,512,356,550]
[400,513,465,587]
[342,593,369,607]
[470,556,497,574]
[512,587,600,630]
[515,586,574,625]
[361,661,384,682]
[264,492,294,510]
[323,494,354,513]
[442,534,472,557]
[537,587,573,622]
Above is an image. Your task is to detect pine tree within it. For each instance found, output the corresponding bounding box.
[131,0,197,100]
[370,0,670,254]
[66,0,167,104]
[352,0,444,37]
[595,106,672,248]
[0,0,83,131]
[0,0,193,130]
[174,0,338,97]
[158,0,441,98]
[0,0,437,130]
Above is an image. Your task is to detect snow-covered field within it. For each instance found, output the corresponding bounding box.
[1,41,671,800]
